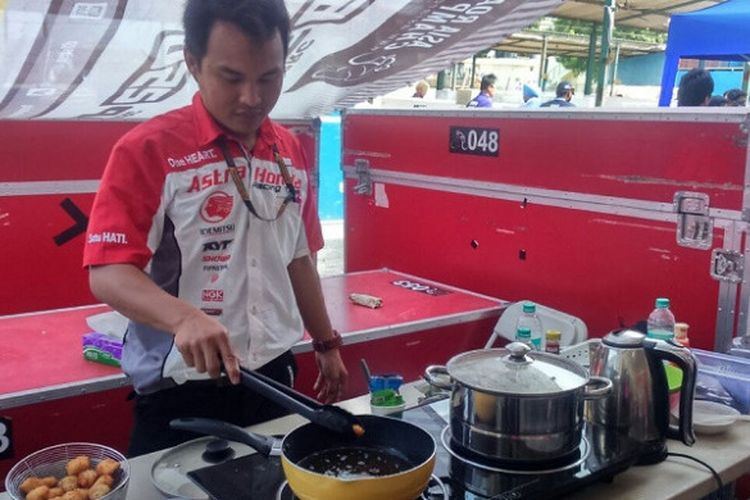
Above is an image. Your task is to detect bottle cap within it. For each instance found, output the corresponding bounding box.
[522,302,536,313]
[545,329,561,341]
[655,297,670,308]
[516,327,531,338]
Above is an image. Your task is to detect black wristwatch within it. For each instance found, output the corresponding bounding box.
[312,330,342,353]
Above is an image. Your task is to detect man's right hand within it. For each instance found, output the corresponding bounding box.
[174,309,241,384]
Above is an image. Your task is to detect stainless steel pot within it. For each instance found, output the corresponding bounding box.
[424,342,612,462]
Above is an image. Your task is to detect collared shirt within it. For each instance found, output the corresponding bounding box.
[540,98,575,108]
[466,92,494,108]
[84,93,313,393]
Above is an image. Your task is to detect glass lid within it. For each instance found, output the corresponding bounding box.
[151,437,254,499]
[446,342,588,394]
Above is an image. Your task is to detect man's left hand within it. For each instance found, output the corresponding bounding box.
[313,349,348,403]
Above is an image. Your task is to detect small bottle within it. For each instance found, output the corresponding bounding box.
[647,297,676,341]
[516,327,532,347]
[545,329,561,354]
[516,302,543,350]
[674,322,690,347]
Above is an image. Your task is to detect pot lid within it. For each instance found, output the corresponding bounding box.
[603,329,646,347]
[151,437,254,500]
[446,342,588,394]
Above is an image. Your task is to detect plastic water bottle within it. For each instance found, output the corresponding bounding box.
[515,327,532,347]
[516,302,543,350]
[647,298,675,341]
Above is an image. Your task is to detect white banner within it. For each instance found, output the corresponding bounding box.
[0,0,560,120]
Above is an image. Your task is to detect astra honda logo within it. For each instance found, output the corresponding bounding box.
[189,166,247,193]
[202,289,224,302]
[200,191,234,223]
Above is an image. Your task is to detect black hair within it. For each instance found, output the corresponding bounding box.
[677,68,714,107]
[183,0,290,62]
[480,74,497,91]
[707,95,727,107]
[724,88,747,106]
[556,80,574,97]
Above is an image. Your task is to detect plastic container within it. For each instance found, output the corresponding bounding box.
[646,297,675,340]
[545,329,561,354]
[516,302,543,350]
[674,323,690,347]
[515,327,532,347]
[692,348,750,414]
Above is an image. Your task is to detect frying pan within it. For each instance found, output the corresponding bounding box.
[172,414,436,500]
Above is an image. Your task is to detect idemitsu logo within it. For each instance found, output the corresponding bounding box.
[200,192,234,223]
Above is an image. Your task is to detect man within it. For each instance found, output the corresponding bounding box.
[83,0,348,456]
[521,83,541,108]
[540,81,575,108]
[724,88,747,107]
[677,68,713,106]
[466,74,497,108]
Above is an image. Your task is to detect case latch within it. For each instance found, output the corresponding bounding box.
[673,191,712,249]
[353,158,373,196]
[711,249,744,283]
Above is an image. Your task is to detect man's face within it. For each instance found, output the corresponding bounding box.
[486,83,496,97]
[565,88,574,102]
[185,21,285,144]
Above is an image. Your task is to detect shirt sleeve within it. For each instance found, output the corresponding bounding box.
[83,138,166,269]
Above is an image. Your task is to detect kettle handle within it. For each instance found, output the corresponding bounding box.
[650,340,697,446]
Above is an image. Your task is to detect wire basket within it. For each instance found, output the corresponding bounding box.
[4,442,129,500]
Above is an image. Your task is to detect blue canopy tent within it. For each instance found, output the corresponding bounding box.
[658,0,750,106]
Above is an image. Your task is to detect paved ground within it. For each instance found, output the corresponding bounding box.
[316,219,344,277]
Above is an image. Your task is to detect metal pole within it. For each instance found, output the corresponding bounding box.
[470,55,477,89]
[584,24,597,96]
[451,64,457,89]
[609,43,621,97]
[595,0,615,107]
[539,35,549,92]
[437,70,446,90]
[742,62,750,94]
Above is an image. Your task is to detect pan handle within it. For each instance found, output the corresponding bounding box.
[169,418,278,457]
[423,365,453,390]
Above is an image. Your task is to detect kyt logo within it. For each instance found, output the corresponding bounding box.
[202,240,232,252]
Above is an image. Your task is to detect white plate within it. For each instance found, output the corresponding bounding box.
[673,400,741,435]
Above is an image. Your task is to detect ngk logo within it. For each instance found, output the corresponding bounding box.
[202,240,232,252]
[202,289,224,302]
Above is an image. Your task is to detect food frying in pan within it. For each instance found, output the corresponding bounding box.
[298,447,411,478]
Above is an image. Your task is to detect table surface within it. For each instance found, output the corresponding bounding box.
[3,381,743,500]
[0,269,504,404]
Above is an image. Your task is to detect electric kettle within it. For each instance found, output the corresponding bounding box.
[586,329,696,464]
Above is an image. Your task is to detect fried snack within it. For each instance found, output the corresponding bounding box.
[65,456,90,476]
[94,458,119,476]
[88,483,111,499]
[77,469,98,488]
[25,485,49,500]
[48,486,64,498]
[41,476,58,487]
[59,475,79,492]
[93,474,113,488]
[60,490,86,500]
[19,477,44,494]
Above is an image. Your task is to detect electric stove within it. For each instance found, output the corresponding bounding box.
[188,398,642,500]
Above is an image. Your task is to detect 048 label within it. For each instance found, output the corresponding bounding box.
[449,126,500,157]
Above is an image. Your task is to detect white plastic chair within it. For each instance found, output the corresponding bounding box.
[485,300,588,349]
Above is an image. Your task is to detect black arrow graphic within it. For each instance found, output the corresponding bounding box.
[54,198,89,246]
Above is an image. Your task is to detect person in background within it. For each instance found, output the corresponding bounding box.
[708,95,727,107]
[540,81,575,108]
[466,74,497,108]
[521,83,541,108]
[83,0,347,457]
[724,88,747,107]
[412,80,430,98]
[677,68,713,106]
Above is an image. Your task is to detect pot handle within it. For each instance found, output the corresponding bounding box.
[582,376,613,399]
[423,365,453,390]
[170,417,277,457]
